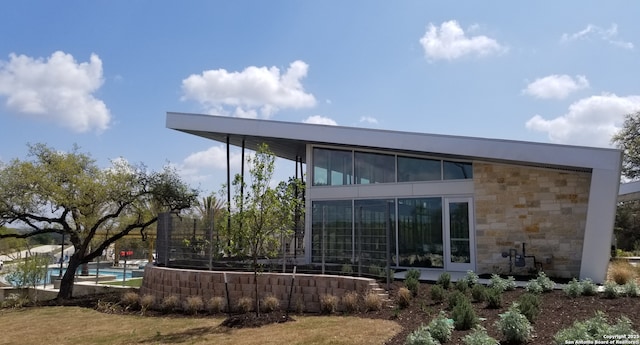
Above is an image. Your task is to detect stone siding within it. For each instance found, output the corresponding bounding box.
[474,162,591,278]
[140,265,384,313]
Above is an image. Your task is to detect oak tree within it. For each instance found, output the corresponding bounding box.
[0,144,197,299]
[613,111,640,180]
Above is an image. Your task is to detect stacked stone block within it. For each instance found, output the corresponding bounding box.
[139,265,385,313]
[473,162,591,279]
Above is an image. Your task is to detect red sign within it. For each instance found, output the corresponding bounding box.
[120,250,134,257]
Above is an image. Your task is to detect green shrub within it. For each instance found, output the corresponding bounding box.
[4,255,49,289]
[364,291,383,312]
[184,295,204,315]
[382,267,395,280]
[603,281,619,299]
[563,278,583,298]
[428,311,454,343]
[405,324,439,345]
[368,264,382,277]
[405,277,420,297]
[1,293,30,309]
[488,274,515,292]
[535,271,555,292]
[455,279,469,293]
[430,284,445,303]
[320,294,339,314]
[396,287,412,309]
[471,284,487,303]
[437,272,451,289]
[486,288,503,309]
[341,263,354,275]
[406,268,421,281]
[341,291,359,313]
[452,298,478,330]
[447,290,467,311]
[463,270,479,287]
[553,311,638,345]
[525,280,543,294]
[517,293,541,323]
[496,302,532,344]
[463,325,499,345]
[580,278,598,296]
[261,294,280,313]
[624,280,640,297]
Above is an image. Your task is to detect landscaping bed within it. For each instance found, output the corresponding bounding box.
[10,261,640,344]
[379,280,640,344]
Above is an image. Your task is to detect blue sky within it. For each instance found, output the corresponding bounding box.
[1,1,639,195]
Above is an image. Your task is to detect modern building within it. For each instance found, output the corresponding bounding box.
[167,112,622,283]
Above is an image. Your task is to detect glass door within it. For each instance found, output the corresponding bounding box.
[444,197,475,272]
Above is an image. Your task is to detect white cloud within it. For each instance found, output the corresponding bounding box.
[303,115,337,126]
[523,74,589,100]
[0,51,111,133]
[526,94,640,147]
[183,145,243,171]
[176,145,247,185]
[561,24,634,49]
[419,20,506,61]
[359,116,378,124]
[181,60,316,118]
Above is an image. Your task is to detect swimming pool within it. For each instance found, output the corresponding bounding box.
[47,268,133,282]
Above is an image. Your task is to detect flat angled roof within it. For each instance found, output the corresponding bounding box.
[166,112,622,172]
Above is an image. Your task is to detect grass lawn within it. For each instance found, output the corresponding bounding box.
[0,306,400,345]
[98,277,143,287]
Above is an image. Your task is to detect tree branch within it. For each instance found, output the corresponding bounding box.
[0,227,64,239]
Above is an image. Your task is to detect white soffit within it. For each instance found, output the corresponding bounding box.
[166,112,621,171]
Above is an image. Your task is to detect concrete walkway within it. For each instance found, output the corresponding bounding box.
[393,270,560,289]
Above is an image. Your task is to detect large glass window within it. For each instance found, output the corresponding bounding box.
[354,199,395,265]
[311,200,353,263]
[449,201,471,264]
[355,152,395,184]
[313,148,353,186]
[443,161,473,180]
[397,156,442,182]
[396,198,443,268]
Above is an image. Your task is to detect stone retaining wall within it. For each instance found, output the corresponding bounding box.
[140,265,384,313]
[474,162,591,279]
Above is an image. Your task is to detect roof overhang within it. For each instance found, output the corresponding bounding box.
[166,112,622,172]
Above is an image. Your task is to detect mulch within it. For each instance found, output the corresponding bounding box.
[30,281,640,344]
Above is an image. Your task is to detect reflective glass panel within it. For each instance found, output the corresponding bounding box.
[397,156,442,182]
[311,200,353,263]
[449,201,470,263]
[396,198,443,268]
[354,199,395,265]
[443,161,473,180]
[354,152,395,184]
[312,148,353,186]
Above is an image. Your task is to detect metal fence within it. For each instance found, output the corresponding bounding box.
[156,212,394,287]
[156,212,304,271]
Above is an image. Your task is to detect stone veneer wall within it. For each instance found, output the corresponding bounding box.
[140,265,382,313]
[474,162,591,279]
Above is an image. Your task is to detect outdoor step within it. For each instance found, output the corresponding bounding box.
[366,281,391,306]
